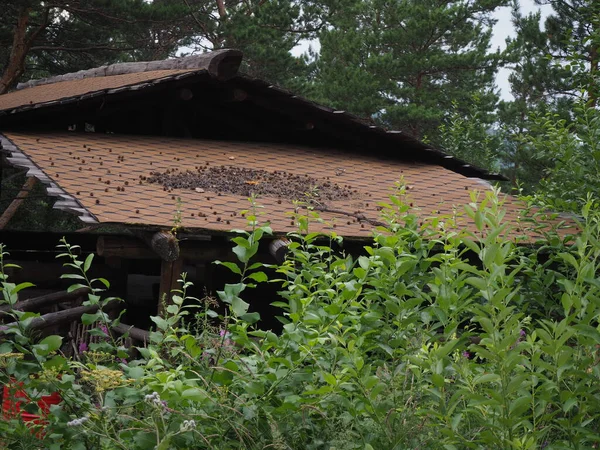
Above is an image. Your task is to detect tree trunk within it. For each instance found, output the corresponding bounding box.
[0,8,31,95]
[0,6,50,95]
[588,44,598,108]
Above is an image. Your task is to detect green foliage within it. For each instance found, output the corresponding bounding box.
[518,102,600,212]
[311,0,508,140]
[0,0,191,88]
[1,192,600,448]
[436,96,502,172]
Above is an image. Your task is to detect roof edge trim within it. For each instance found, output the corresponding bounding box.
[0,133,98,224]
[16,49,243,90]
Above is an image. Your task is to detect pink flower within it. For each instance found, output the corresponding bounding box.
[79,342,88,353]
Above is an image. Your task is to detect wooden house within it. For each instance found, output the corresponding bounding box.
[0,49,576,337]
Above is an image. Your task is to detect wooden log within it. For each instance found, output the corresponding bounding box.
[112,323,149,342]
[1,300,120,332]
[97,235,227,262]
[16,49,243,89]
[157,256,184,317]
[0,287,90,319]
[134,230,180,262]
[0,176,36,229]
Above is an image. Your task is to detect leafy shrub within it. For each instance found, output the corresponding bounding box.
[0,189,599,449]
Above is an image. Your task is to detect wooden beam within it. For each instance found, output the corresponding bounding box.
[16,49,243,90]
[97,235,226,262]
[112,323,149,342]
[0,287,89,319]
[97,235,155,259]
[157,256,184,317]
[2,300,120,332]
[0,176,36,229]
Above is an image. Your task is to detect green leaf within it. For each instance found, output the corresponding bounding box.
[11,282,35,294]
[473,373,501,385]
[431,373,445,388]
[232,296,250,316]
[43,355,68,370]
[81,312,101,325]
[60,274,85,280]
[151,316,169,330]
[156,437,172,450]
[214,261,242,275]
[218,283,246,304]
[127,366,145,380]
[465,277,487,291]
[84,253,94,272]
[240,312,261,324]
[247,271,268,283]
[563,397,578,413]
[323,372,337,386]
[95,278,110,288]
[133,432,156,448]
[40,335,63,352]
[245,381,265,396]
[182,388,208,402]
[67,283,88,293]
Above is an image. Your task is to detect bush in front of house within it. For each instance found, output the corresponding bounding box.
[1,188,599,449]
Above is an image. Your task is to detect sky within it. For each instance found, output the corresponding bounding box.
[291,0,553,101]
[491,1,552,100]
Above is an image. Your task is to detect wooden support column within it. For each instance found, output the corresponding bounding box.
[157,256,184,317]
[0,176,36,229]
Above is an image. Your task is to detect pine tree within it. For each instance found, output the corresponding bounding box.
[0,0,194,94]
[498,0,600,189]
[310,0,510,141]
[178,0,327,88]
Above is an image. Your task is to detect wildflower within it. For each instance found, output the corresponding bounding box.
[519,329,526,338]
[219,328,226,337]
[67,416,89,427]
[78,342,88,353]
[462,351,470,359]
[144,391,168,410]
[35,366,62,383]
[84,351,113,363]
[99,324,109,336]
[180,419,196,432]
[81,368,131,392]
[144,391,161,402]
[0,352,24,368]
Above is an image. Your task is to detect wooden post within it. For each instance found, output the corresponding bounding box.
[157,256,184,317]
[0,176,36,229]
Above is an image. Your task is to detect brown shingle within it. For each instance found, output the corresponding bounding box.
[0,70,197,113]
[3,131,577,239]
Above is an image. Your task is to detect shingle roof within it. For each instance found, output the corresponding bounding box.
[0,69,198,113]
[0,49,505,181]
[1,131,576,240]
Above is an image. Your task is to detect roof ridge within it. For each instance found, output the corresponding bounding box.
[16,49,243,90]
